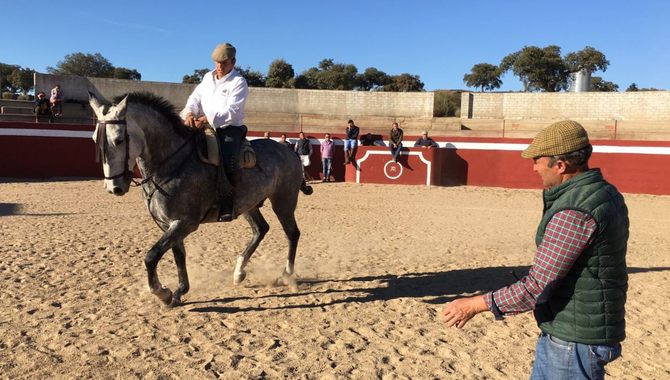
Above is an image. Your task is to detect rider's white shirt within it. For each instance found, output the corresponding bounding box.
[182,69,248,128]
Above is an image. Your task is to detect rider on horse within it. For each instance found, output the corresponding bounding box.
[180,42,248,222]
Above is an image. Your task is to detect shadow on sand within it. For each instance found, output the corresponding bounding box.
[187,265,670,314]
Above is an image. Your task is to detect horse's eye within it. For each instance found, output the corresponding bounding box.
[113,137,124,146]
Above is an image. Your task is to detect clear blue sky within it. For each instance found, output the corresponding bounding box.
[3,0,669,91]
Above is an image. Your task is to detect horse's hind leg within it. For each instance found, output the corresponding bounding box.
[170,240,190,307]
[233,208,269,285]
[272,201,301,279]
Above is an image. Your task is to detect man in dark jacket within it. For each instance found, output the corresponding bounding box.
[389,122,403,163]
[443,120,629,380]
[344,119,359,164]
[294,132,313,180]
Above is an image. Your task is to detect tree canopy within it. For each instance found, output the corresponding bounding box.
[182,68,209,84]
[236,67,266,87]
[590,76,619,92]
[499,45,567,92]
[266,59,294,88]
[47,52,141,80]
[564,46,609,73]
[1,63,21,93]
[463,63,502,92]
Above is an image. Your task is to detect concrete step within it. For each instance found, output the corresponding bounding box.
[1,106,34,115]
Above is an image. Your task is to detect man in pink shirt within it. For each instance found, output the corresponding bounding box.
[320,133,334,182]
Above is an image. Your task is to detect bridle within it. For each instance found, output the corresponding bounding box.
[95,119,133,182]
[95,116,197,197]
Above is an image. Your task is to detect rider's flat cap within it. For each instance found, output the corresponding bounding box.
[521,120,590,158]
[211,43,236,62]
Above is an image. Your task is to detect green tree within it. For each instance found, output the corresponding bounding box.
[113,67,141,80]
[356,67,391,91]
[236,66,266,87]
[47,52,115,77]
[590,76,619,92]
[182,68,209,84]
[463,63,502,92]
[384,73,424,92]
[0,63,21,92]
[295,59,358,90]
[564,46,609,74]
[9,67,35,94]
[625,83,639,92]
[500,45,568,92]
[266,59,294,88]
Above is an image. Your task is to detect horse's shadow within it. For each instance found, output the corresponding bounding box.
[187,266,531,314]
[187,265,670,314]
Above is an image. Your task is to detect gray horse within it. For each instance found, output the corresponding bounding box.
[89,91,312,307]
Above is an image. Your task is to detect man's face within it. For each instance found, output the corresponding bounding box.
[533,156,563,189]
[280,135,286,142]
[422,133,428,139]
[214,58,235,78]
[299,133,305,139]
[325,134,330,140]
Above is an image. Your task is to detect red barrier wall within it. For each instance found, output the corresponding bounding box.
[3,124,670,195]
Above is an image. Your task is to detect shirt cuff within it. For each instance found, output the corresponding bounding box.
[484,291,504,320]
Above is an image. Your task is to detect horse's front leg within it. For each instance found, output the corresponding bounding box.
[145,220,195,306]
[170,240,190,307]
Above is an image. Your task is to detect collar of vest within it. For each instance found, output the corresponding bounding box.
[543,169,603,205]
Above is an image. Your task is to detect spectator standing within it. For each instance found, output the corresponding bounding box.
[414,131,439,148]
[389,122,404,162]
[279,133,292,149]
[443,120,629,379]
[344,119,359,165]
[320,133,334,182]
[294,132,313,180]
[50,84,64,116]
[263,131,271,139]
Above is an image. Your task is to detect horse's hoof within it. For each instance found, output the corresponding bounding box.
[277,273,299,292]
[154,287,173,305]
[168,297,182,308]
[233,270,247,285]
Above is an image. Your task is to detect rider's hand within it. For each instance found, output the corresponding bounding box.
[194,116,207,129]
[184,113,196,128]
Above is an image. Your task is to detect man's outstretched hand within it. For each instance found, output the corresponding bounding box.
[443,295,488,329]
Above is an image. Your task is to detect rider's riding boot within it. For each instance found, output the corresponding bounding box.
[217,195,234,222]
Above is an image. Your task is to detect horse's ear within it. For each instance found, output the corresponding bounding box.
[115,95,129,118]
[89,91,104,117]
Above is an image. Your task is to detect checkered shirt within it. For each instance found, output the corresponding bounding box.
[484,209,597,318]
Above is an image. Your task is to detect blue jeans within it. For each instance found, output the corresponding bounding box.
[530,333,622,380]
[389,142,402,162]
[344,139,357,152]
[322,158,332,180]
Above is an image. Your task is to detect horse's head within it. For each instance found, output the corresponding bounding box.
[89,92,141,195]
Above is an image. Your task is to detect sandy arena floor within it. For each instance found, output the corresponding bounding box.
[0,180,669,379]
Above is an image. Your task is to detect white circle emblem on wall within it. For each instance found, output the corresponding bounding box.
[384,160,403,180]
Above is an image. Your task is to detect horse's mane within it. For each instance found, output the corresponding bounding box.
[112,92,193,138]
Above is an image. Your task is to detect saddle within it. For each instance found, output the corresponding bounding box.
[196,126,256,169]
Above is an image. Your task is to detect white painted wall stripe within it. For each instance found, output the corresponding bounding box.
[4,129,670,154]
[0,128,92,138]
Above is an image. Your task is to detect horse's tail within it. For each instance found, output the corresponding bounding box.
[300,180,313,195]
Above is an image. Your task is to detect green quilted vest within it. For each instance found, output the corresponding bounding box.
[533,169,629,345]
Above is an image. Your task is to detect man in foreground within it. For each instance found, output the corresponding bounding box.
[443,120,629,380]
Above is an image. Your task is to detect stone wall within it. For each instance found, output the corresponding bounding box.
[461,91,670,121]
[34,73,433,118]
